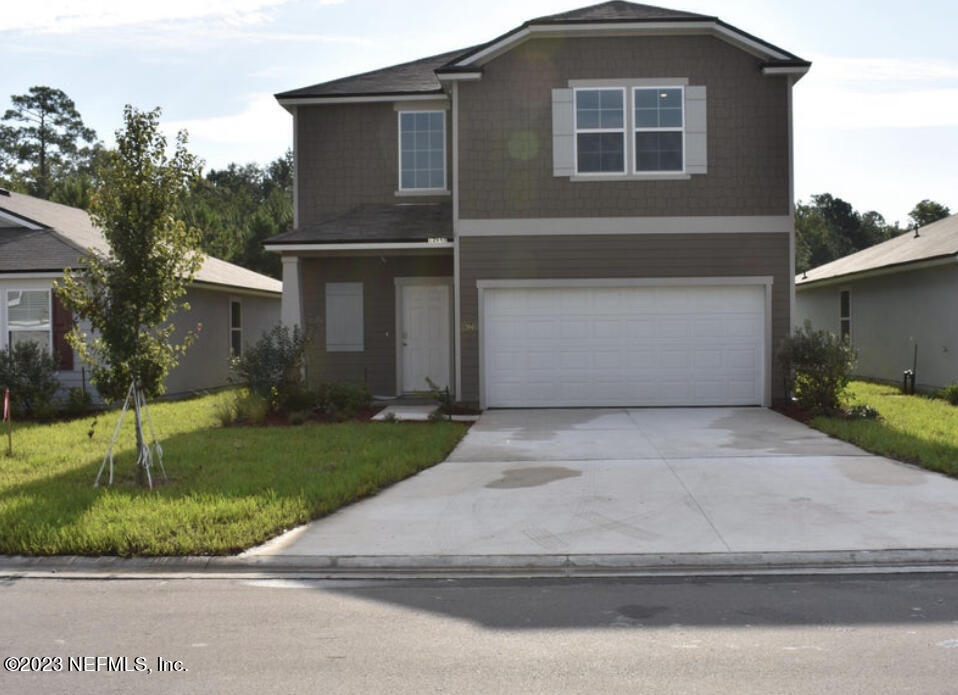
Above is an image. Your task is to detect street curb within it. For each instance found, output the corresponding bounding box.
[3,549,958,579]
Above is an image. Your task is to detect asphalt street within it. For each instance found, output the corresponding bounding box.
[1,573,958,694]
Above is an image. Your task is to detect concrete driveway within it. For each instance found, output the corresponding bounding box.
[255,408,958,559]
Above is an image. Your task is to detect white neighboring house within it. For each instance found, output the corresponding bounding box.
[0,188,282,399]
[795,214,958,391]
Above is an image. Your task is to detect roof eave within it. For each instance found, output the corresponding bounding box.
[796,253,958,289]
[275,90,447,106]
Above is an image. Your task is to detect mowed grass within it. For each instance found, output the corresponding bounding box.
[0,392,467,556]
[811,381,958,477]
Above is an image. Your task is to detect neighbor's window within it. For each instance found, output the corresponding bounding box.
[840,290,850,340]
[399,111,445,191]
[634,87,684,172]
[6,289,51,351]
[575,88,625,174]
[230,300,242,356]
[325,282,364,352]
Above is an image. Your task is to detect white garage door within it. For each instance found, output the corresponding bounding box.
[482,284,766,407]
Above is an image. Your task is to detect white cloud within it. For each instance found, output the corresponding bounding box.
[798,55,958,129]
[161,94,291,167]
[1,0,342,34]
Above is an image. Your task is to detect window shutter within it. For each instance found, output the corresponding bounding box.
[325,283,364,352]
[685,86,707,174]
[52,293,74,371]
[552,88,574,176]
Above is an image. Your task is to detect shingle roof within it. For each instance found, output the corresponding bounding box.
[0,227,86,272]
[275,47,471,99]
[266,203,452,245]
[0,190,282,294]
[277,2,807,102]
[797,214,958,286]
[530,1,711,23]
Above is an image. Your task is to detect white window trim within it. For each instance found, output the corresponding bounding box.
[2,287,53,353]
[633,85,686,175]
[573,86,627,176]
[229,298,242,357]
[397,109,447,193]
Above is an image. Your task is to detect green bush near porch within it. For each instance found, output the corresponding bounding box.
[0,392,467,556]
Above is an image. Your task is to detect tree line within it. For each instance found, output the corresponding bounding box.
[796,194,951,274]
[1,86,953,279]
[0,86,289,278]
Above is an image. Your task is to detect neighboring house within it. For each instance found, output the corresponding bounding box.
[796,215,958,391]
[0,188,282,398]
[266,1,809,408]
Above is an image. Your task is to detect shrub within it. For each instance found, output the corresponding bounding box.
[846,404,879,420]
[287,410,309,426]
[777,321,857,416]
[939,384,958,406]
[234,392,269,425]
[63,386,94,418]
[0,342,61,418]
[231,324,307,411]
[316,382,371,420]
[282,386,317,413]
[424,377,453,420]
[212,391,238,427]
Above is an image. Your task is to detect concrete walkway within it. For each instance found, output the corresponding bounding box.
[253,408,958,559]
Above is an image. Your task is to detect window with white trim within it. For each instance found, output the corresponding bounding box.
[6,289,52,351]
[399,111,445,191]
[574,88,625,174]
[325,282,364,352]
[634,87,684,172]
[230,300,242,356]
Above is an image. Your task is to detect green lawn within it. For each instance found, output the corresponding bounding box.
[811,381,958,477]
[0,392,467,556]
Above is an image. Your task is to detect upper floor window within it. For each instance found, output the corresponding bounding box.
[574,88,625,174]
[399,111,445,191]
[634,87,684,173]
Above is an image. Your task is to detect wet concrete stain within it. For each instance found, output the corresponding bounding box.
[486,466,582,489]
[834,459,924,486]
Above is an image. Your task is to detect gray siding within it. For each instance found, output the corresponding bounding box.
[457,35,790,219]
[459,233,791,403]
[300,254,453,395]
[296,103,452,227]
[796,265,958,391]
[165,288,280,397]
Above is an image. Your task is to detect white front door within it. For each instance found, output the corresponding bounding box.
[401,283,451,393]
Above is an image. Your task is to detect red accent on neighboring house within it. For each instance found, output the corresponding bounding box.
[51,293,74,371]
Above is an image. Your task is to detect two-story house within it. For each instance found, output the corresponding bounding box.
[265,1,809,409]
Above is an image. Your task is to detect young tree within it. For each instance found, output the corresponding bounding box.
[909,199,951,229]
[0,86,99,198]
[56,105,202,486]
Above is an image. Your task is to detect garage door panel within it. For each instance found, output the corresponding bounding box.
[482,284,766,407]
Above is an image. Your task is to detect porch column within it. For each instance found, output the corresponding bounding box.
[281,255,302,329]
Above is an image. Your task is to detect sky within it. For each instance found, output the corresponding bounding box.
[2,0,956,226]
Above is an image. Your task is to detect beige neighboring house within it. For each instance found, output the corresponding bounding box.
[796,214,958,391]
[0,188,282,398]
